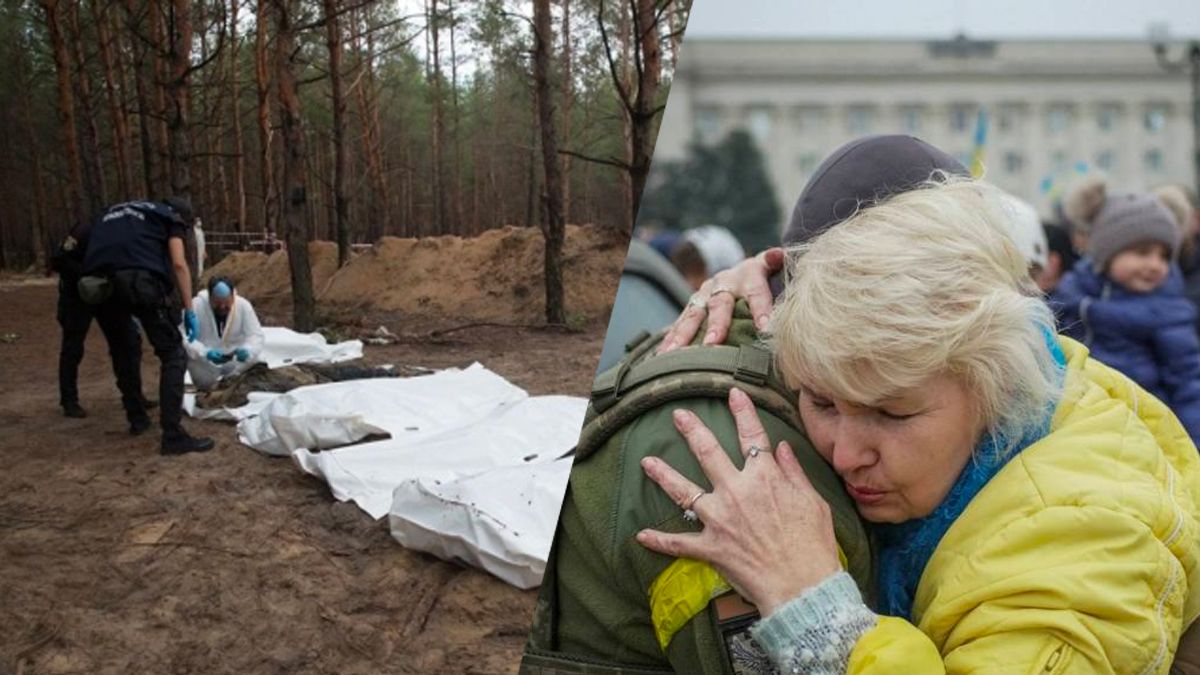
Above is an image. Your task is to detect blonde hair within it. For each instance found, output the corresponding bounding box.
[769,177,1062,455]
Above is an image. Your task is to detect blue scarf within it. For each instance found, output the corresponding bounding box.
[873,334,1066,620]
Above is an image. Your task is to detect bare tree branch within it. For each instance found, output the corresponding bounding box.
[558,149,631,171]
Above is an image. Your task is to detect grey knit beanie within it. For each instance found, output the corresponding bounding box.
[1086,193,1180,272]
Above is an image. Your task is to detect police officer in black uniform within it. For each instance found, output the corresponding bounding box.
[83,198,214,455]
[50,220,152,419]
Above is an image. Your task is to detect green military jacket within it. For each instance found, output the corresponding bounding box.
[523,304,873,674]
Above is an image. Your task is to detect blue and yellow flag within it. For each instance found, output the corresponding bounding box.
[970,107,988,178]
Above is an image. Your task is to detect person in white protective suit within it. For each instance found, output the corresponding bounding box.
[183,276,265,390]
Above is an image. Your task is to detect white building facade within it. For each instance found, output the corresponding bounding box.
[655,37,1198,221]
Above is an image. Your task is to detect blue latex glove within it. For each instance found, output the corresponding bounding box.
[184,309,199,343]
[234,347,250,362]
[206,349,226,364]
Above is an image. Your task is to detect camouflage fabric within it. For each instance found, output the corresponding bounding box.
[522,302,873,675]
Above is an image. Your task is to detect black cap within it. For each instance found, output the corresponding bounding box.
[782,135,969,245]
[162,196,194,224]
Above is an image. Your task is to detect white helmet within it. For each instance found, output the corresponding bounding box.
[998,193,1048,271]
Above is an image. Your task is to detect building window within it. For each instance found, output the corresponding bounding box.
[847,106,874,135]
[949,104,973,133]
[1004,151,1024,174]
[1145,148,1165,172]
[1144,105,1168,133]
[745,107,772,143]
[1096,104,1121,132]
[997,104,1021,134]
[899,106,922,134]
[797,107,826,132]
[1096,150,1116,171]
[695,107,720,143]
[1046,105,1072,135]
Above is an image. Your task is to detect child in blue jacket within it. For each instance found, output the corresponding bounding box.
[1052,190,1200,444]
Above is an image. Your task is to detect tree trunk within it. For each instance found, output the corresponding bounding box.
[533,0,565,323]
[273,0,315,332]
[148,0,173,194]
[255,0,277,239]
[560,0,572,223]
[229,0,248,233]
[629,0,661,228]
[619,0,633,229]
[448,0,463,232]
[109,5,140,195]
[525,88,537,229]
[67,2,109,214]
[352,6,386,241]
[428,0,445,235]
[16,44,48,268]
[323,0,349,266]
[165,0,197,290]
[93,0,132,200]
[40,0,87,225]
[125,0,158,196]
[666,0,681,70]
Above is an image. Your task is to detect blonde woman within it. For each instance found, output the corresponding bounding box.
[637,178,1200,672]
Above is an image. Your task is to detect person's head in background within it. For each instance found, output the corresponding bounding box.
[647,229,682,260]
[670,225,745,290]
[1083,191,1180,294]
[998,193,1049,285]
[1038,222,1078,294]
[207,276,236,319]
[1154,183,1199,262]
[1060,175,1107,255]
[783,134,970,246]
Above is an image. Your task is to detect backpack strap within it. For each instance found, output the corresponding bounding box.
[591,343,780,415]
[578,343,802,462]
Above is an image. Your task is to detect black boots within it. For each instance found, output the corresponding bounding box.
[62,401,88,418]
[129,414,153,436]
[161,427,215,456]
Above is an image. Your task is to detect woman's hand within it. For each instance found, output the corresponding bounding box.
[636,388,842,617]
[658,248,785,354]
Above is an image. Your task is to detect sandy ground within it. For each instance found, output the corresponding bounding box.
[0,275,610,675]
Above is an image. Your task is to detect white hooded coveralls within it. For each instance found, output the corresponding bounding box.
[183,290,265,389]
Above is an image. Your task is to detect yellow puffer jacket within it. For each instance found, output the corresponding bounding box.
[848,337,1200,673]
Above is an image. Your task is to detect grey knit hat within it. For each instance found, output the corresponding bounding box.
[1086,193,1180,272]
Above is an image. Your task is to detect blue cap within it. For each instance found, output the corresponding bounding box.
[212,281,232,299]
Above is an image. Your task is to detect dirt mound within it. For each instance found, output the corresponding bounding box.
[322,225,626,323]
[204,241,340,299]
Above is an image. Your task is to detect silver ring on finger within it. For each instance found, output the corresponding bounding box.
[682,490,706,522]
[709,285,734,300]
[747,444,763,459]
[688,293,708,311]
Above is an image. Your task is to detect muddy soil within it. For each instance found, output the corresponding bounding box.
[0,278,609,675]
